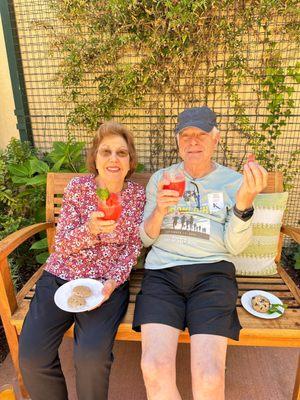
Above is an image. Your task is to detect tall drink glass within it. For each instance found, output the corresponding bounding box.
[98,192,122,221]
[163,169,186,196]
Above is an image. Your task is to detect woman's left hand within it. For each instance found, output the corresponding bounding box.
[88,279,117,311]
[101,279,117,301]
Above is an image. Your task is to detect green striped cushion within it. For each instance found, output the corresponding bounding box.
[232,192,288,276]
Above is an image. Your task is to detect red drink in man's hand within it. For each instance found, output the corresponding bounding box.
[163,169,186,196]
[163,180,186,197]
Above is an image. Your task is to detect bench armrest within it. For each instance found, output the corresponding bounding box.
[281,225,300,244]
[0,222,54,261]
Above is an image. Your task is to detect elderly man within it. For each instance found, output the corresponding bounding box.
[133,106,268,400]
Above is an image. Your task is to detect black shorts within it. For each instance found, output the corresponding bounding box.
[133,261,242,341]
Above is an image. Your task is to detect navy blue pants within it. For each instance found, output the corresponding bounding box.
[19,271,129,400]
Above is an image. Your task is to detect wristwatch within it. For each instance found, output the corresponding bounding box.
[233,204,254,221]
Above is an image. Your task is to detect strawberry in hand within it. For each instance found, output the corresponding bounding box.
[236,152,268,210]
[247,153,255,163]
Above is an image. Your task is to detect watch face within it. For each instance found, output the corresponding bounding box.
[244,210,254,219]
[244,207,254,216]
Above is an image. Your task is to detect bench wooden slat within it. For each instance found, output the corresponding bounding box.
[236,277,284,283]
[21,292,300,309]
[53,197,63,205]
[238,291,296,299]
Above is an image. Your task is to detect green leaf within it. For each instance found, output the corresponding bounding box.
[35,207,46,222]
[69,141,85,155]
[26,175,47,186]
[8,164,30,177]
[96,188,109,200]
[48,142,69,163]
[30,238,48,250]
[53,141,68,154]
[51,157,66,172]
[29,157,50,174]
[17,188,36,198]
[36,252,50,264]
[267,303,288,314]
[79,166,88,173]
[292,72,300,84]
[11,176,29,184]
[135,163,145,172]
[295,264,300,270]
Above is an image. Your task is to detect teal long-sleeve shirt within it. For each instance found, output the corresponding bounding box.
[140,162,253,270]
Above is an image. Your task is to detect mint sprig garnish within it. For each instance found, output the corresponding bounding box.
[96,188,109,201]
[267,303,288,315]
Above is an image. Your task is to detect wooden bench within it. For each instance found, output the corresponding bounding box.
[0,171,300,399]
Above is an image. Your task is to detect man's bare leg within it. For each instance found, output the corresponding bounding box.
[141,323,181,400]
[190,334,228,400]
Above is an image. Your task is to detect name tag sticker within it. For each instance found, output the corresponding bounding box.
[208,192,224,212]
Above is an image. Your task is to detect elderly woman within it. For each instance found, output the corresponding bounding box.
[19,121,146,400]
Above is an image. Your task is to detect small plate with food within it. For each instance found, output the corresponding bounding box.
[241,290,287,319]
[54,278,104,312]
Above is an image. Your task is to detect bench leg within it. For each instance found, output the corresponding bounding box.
[1,317,29,399]
[293,354,300,400]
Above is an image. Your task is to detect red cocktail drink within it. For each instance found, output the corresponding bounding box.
[163,169,186,197]
[163,180,186,196]
[98,192,122,221]
[98,203,122,220]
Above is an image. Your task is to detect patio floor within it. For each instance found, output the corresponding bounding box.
[0,339,298,399]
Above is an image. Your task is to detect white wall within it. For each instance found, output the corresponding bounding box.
[0,18,18,149]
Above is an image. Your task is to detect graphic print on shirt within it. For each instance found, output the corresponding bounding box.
[160,189,224,240]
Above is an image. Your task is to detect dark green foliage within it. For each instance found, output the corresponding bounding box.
[0,138,87,289]
[294,246,300,270]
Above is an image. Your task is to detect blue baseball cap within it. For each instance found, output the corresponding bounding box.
[175,106,217,135]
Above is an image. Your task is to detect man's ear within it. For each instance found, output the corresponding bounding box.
[176,135,182,158]
[213,132,220,147]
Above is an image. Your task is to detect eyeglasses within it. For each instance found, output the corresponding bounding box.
[98,148,129,158]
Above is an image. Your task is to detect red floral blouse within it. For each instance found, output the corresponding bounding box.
[44,175,146,286]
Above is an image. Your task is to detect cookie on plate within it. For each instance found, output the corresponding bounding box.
[67,294,86,308]
[72,285,92,298]
[251,295,270,313]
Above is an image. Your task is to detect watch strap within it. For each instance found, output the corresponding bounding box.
[233,204,254,221]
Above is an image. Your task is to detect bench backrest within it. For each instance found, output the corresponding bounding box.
[46,171,284,259]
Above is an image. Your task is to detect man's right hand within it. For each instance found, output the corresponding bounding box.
[86,212,116,236]
[143,178,181,240]
[156,178,181,216]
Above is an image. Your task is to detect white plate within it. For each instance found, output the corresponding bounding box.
[54,278,104,312]
[241,290,285,319]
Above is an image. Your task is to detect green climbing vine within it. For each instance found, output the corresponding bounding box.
[47,0,300,183]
